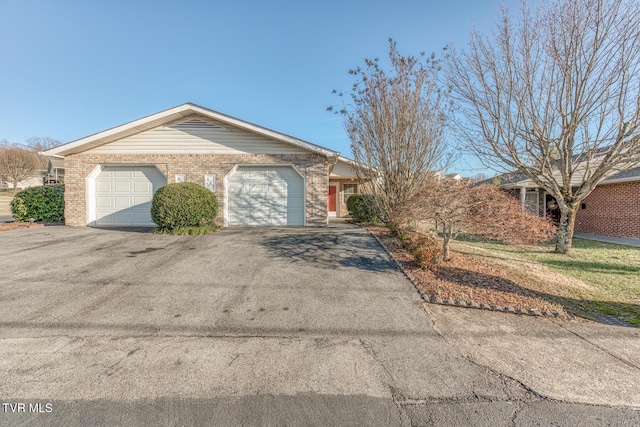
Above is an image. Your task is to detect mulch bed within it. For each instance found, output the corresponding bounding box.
[0,222,46,232]
[368,225,568,317]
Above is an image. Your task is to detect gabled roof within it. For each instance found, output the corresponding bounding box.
[43,103,339,158]
[47,157,64,169]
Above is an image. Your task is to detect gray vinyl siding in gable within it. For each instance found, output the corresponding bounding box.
[86,117,309,155]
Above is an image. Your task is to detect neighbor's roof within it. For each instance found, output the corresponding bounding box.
[47,157,64,169]
[43,103,340,158]
[488,166,640,189]
[604,166,640,183]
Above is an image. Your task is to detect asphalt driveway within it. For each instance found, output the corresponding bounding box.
[1,225,638,426]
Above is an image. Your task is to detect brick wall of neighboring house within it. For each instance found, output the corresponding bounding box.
[63,153,329,226]
[575,181,640,238]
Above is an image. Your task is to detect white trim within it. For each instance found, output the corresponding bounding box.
[223,165,237,227]
[43,103,340,158]
[204,174,216,192]
[343,182,358,205]
[86,164,104,225]
[599,176,640,185]
[223,164,306,227]
[86,164,167,226]
[328,184,338,217]
[525,188,540,216]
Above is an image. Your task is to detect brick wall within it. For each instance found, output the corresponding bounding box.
[64,153,329,226]
[575,181,640,238]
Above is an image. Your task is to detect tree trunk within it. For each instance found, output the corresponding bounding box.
[555,204,577,254]
[12,181,17,190]
[442,227,451,261]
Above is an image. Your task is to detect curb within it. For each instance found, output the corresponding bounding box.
[367,228,567,319]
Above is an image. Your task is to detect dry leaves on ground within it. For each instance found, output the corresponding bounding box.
[368,225,567,317]
[0,222,45,232]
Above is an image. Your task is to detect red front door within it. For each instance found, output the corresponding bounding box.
[328,186,337,212]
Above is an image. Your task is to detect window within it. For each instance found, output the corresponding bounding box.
[343,183,358,204]
[204,174,216,192]
[175,174,186,183]
[525,190,539,216]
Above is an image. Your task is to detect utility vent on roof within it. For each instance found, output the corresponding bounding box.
[169,118,223,131]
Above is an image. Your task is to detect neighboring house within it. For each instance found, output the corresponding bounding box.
[43,103,368,227]
[494,167,640,239]
[45,157,65,184]
[0,171,46,190]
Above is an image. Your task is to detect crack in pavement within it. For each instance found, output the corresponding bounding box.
[552,319,640,372]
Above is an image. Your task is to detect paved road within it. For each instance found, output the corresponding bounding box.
[0,225,638,426]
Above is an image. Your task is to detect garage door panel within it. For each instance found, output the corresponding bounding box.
[133,181,151,193]
[96,196,113,209]
[113,196,133,209]
[113,170,133,178]
[133,195,152,204]
[113,182,132,193]
[227,165,304,226]
[96,181,112,192]
[112,211,133,224]
[93,166,166,226]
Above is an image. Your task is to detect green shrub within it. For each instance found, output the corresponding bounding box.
[346,194,384,223]
[151,182,218,232]
[10,185,65,222]
[386,221,409,243]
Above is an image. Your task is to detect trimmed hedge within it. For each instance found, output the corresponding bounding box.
[151,182,218,231]
[346,194,384,223]
[10,184,65,222]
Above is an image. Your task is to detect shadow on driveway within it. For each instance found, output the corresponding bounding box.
[258,228,397,272]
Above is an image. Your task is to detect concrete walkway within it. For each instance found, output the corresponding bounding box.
[574,233,640,248]
[424,304,640,408]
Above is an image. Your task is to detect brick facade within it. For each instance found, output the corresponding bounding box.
[575,181,640,238]
[64,153,329,227]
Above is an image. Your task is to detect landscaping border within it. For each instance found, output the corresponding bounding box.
[367,227,566,319]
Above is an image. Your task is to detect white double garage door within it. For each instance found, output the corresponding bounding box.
[91,165,305,227]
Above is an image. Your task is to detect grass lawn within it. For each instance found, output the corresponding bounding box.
[453,237,640,326]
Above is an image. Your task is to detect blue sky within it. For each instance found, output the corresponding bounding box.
[0,0,518,176]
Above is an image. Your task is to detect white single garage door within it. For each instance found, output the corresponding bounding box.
[227,165,305,226]
[94,166,167,226]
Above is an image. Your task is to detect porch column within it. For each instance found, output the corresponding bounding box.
[519,186,526,211]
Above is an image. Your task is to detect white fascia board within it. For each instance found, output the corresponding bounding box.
[43,103,340,158]
[599,176,640,185]
[42,104,194,156]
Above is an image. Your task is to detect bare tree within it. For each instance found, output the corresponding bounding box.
[446,0,640,253]
[0,147,40,190]
[417,180,555,260]
[26,136,61,153]
[470,172,488,183]
[331,39,451,223]
[26,136,62,168]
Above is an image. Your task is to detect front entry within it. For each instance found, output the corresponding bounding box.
[328,185,337,217]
